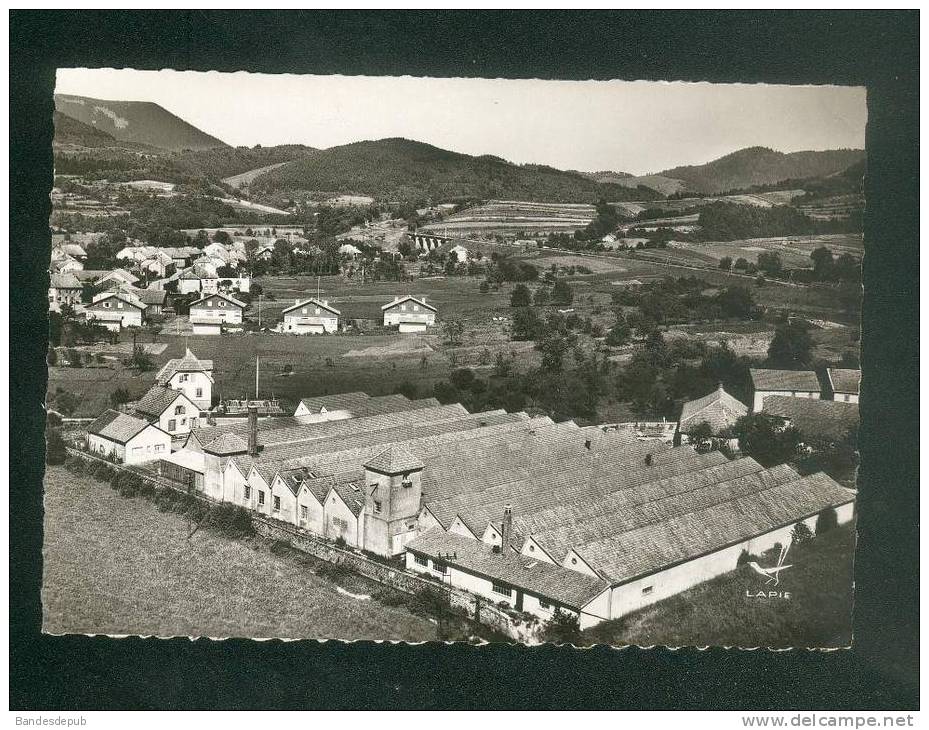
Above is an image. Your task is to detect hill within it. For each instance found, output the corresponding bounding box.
[250,138,662,204]
[55,93,228,151]
[657,147,865,195]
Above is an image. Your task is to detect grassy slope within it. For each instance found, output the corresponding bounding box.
[582,522,856,648]
[42,467,437,640]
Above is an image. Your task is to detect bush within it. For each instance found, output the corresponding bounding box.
[792,521,815,544]
[815,507,838,535]
[47,348,58,366]
[541,608,582,644]
[45,427,68,465]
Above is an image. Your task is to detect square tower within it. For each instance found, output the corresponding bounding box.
[362,445,425,557]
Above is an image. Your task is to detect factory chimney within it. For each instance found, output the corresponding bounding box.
[500,504,513,551]
[247,404,259,456]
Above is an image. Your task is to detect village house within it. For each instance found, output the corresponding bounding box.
[49,255,83,274]
[749,368,822,412]
[48,272,83,312]
[254,245,274,262]
[677,384,748,437]
[133,288,168,316]
[381,295,437,333]
[134,384,202,438]
[54,242,88,260]
[281,298,340,334]
[85,291,146,332]
[826,368,861,403]
[188,292,246,335]
[154,348,214,410]
[86,409,171,465]
[762,396,859,447]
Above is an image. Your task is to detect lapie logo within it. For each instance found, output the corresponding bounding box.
[745,539,793,600]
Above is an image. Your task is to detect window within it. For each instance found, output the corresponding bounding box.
[175,405,184,415]
[332,516,349,531]
[208,300,213,307]
[180,374,189,382]
[433,562,447,575]
[273,496,281,512]
[258,491,265,506]
[528,544,535,552]
[373,500,382,514]
[642,586,653,596]
[168,419,176,432]
[103,301,111,308]
[844,394,851,402]
[244,486,251,500]
[196,388,203,397]
[401,304,407,311]
[219,301,226,308]
[154,444,164,453]
[413,305,419,312]
[414,554,429,567]
[300,505,308,521]
[491,581,510,596]
[117,301,123,309]
[314,308,320,315]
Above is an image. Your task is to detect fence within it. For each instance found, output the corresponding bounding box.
[63,449,541,643]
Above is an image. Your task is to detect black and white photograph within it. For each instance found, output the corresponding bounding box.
[42,67,866,648]
[10,8,919,716]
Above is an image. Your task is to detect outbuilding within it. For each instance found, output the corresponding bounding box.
[749,368,821,412]
[381,295,437,332]
[281,298,340,334]
[188,292,246,335]
[86,409,171,464]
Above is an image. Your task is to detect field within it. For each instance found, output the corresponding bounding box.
[41,466,439,641]
[582,522,856,648]
[667,233,864,270]
[422,200,596,237]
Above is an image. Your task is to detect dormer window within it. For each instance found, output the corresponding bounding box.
[314,308,320,315]
[219,300,226,308]
[302,308,307,314]
[413,305,419,312]
[103,302,111,308]
[208,300,213,307]
[117,301,123,309]
[174,405,185,415]
[401,304,407,311]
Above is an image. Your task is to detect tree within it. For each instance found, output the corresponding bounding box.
[810,246,834,281]
[46,427,68,465]
[551,279,574,306]
[756,251,784,278]
[53,389,80,416]
[510,284,532,308]
[767,321,814,369]
[127,344,155,372]
[492,351,512,378]
[442,319,464,346]
[213,230,232,245]
[605,322,630,347]
[715,286,755,319]
[733,257,750,271]
[718,256,733,271]
[541,608,583,645]
[732,413,801,467]
[533,287,550,306]
[109,388,133,407]
[815,507,838,535]
[538,333,570,373]
[792,521,815,544]
[510,307,543,341]
[450,368,476,390]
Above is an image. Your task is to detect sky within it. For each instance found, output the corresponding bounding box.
[56,68,866,176]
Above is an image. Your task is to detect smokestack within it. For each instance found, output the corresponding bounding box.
[501,504,513,550]
[247,405,259,457]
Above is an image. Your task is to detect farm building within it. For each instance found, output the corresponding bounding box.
[826,368,861,403]
[156,391,855,628]
[85,292,146,331]
[154,348,214,410]
[762,396,859,445]
[749,368,822,412]
[281,298,340,334]
[134,385,202,438]
[48,272,83,312]
[86,409,171,465]
[381,295,437,332]
[188,292,246,335]
[678,384,747,436]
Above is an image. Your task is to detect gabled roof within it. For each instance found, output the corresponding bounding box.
[381,295,437,312]
[87,409,157,444]
[762,396,859,443]
[678,385,748,434]
[49,272,82,289]
[827,368,861,396]
[88,292,145,310]
[364,444,424,474]
[133,288,167,305]
[190,292,246,309]
[282,298,341,316]
[134,385,195,419]
[750,368,821,393]
[155,347,214,385]
[297,392,371,414]
[407,529,609,611]
[329,481,366,516]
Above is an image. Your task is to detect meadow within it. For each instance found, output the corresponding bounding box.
[41,466,439,641]
[582,521,856,648]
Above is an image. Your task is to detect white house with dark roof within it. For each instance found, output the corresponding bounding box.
[678,384,748,436]
[749,368,822,412]
[134,384,201,438]
[281,298,340,334]
[48,272,83,312]
[85,292,146,331]
[86,409,171,464]
[188,292,246,335]
[381,295,437,332]
[826,368,861,404]
[155,347,214,409]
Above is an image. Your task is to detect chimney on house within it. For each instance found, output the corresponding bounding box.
[247,404,259,456]
[501,504,513,550]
